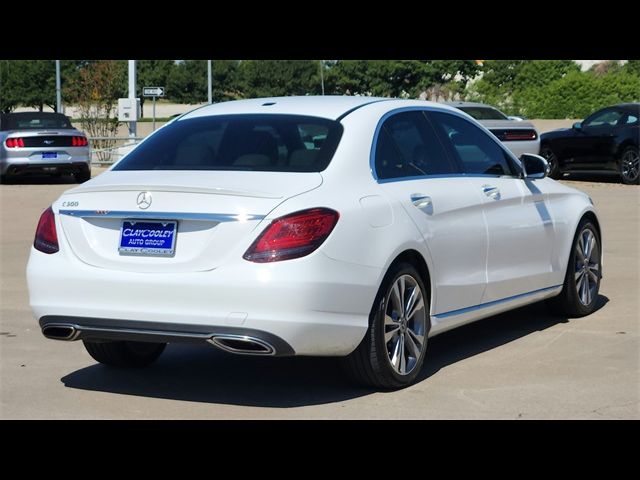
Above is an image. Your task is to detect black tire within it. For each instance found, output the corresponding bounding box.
[619,146,639,185]
[83,340,166,368]
[75,169,91,183]
[540,145,561,179]
[344,262,430,389]
[547,218,601,317]
[0,174,7,184]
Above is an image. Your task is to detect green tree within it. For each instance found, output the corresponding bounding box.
[0,60,60,112]
[0,60,21,113]
[467,60,580,114]
[327,60,479,98]
[623,60,640,76]
[515,70,640,118]
[167,60,239,103]
[237,60,320,98]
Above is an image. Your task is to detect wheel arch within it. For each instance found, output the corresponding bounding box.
[385,249,433,308]
[616,139,638,159]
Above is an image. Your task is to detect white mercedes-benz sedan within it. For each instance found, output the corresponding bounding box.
[27,96,603,388]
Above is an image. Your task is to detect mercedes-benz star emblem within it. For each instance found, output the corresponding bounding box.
[136,192,152,210]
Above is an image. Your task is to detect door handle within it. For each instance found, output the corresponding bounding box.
[411,194,432,209]
[482,185,500,199]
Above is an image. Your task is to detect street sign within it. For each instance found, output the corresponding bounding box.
[143,87,165,97]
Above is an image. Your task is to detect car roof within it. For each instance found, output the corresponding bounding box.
[179,96,463,122]
[180,96,392,121]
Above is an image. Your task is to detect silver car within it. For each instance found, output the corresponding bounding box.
[0,112,91,184]
[444,102,540,158]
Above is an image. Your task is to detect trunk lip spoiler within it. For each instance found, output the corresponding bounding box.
[58,209,265,222]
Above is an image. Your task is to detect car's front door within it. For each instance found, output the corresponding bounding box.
[372,110,488,317]
[427,110,558,303]
[569,108,623,168]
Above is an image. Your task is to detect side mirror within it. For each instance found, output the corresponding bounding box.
[572,121,582,130]
[520,153,549,180]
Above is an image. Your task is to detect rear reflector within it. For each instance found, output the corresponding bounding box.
[34,207,59,254]
[243,208,339,263]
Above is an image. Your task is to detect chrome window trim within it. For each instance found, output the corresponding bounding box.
[58,210,265,222]
[369,106,524,183]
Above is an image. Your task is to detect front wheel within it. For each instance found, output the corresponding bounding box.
[83,340,166,367]
[619,146,639,185]
[344,262,430,389]
[540,146,561,179]
[548,219,601,317]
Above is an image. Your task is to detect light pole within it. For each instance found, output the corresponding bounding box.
[207,60,213,104]
[128,60,137,139]
[319,60,325,95]
[55,60,62,113]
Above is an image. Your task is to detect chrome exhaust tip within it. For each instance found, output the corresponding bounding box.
[208,334,275,355]
[42,324,79,341]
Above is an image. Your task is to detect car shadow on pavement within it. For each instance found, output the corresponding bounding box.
[560,172,622,184]
[61,295,609,408]
[1,173,78,185]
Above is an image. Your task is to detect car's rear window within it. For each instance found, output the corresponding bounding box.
[2,112,73,130]
[458,107,508,121]
[114,114,344,173]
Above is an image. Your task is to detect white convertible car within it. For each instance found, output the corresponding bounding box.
[27,96,602,388]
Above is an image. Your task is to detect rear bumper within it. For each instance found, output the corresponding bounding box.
[27,246,382,356]
[39,316,295,356]
[1,158,90,176]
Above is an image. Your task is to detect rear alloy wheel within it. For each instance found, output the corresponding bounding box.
[345,262,429,389]
[83,340,166,368]
[548,219,601,317]
[540,146,561,179]
[619,146,639,185]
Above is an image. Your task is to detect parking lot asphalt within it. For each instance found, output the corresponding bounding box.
[0,168,638,419]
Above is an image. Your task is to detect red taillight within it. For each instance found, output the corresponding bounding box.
[243,208,339,263]
[5,137,24,148]
[72,136,78,146]
[71,136,87,146]
[34,207,59,254]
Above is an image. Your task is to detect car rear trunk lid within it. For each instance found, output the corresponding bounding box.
[56,170,322,273]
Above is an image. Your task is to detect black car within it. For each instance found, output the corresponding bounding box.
[539,103,639,184]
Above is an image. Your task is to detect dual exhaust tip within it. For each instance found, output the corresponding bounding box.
[42,325,275,356]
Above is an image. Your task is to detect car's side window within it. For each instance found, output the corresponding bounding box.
[427,111,516,176]
[583,108,623,128]
[618,112,638,125]
[374,111,456,180]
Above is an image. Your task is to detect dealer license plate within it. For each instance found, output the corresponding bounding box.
[118,220,177,256]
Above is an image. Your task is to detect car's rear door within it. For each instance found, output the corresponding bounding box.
[372,110,488,317]
[427,110,558,303]
[574,107,623,168]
